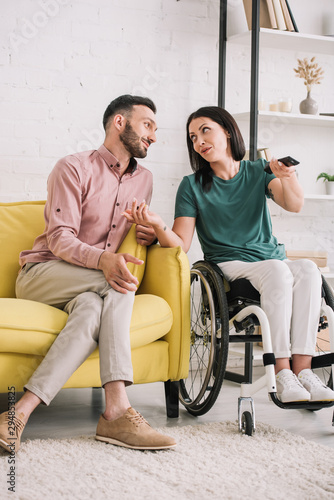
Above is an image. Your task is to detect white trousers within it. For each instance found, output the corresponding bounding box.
[16,260,135,405]
[217,259,322,358]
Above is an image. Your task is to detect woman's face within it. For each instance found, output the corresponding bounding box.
[188,117,231,162]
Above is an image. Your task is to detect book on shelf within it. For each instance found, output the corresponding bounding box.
[272,0,286,30]
[242,0,297,32]
[243,0,276,30]
[265,0,278,29]
[279,0,294,31]
[285,0,299,32]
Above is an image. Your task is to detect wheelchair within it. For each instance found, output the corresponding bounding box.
[179,260,334,436]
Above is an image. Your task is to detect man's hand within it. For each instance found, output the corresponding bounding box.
[98,251,143,294]
[136,224,157,246]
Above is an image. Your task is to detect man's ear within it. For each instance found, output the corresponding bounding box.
[113,113,126,131]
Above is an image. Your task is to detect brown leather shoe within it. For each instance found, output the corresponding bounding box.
[95,407,176,450]
[0,411,25,453]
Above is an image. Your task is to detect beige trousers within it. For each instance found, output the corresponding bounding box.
[16,260,135,405]
[218,259,322,358]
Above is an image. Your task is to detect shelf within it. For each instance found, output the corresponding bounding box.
[234,111,334,127]
[228,28,334,55]
[304,194,334,200]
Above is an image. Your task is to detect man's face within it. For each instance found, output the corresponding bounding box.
[119,105,157,158]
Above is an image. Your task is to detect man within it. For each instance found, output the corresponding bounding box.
[0,95,176,452]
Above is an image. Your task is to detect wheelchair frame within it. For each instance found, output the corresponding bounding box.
[180,260,334,435]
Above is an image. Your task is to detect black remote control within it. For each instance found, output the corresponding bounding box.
[264,156,300,174]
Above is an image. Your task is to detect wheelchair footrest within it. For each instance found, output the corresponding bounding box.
[269,392,334,410]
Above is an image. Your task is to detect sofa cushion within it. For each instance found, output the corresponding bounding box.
[0,295,172,356]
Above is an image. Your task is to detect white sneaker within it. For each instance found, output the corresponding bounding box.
[298,369,334,402]
[276,369,310,403]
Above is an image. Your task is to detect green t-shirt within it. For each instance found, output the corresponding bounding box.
[175,159,286,263]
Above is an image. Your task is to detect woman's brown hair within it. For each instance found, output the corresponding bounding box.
[186,106,245,192]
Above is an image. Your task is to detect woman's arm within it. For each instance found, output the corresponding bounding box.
[267,158,304,213]
[122,199,196,253]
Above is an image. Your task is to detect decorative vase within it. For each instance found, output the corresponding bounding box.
[299,91,318,115]
[326,182,334,196]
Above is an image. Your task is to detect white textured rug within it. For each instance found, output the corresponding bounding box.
[1,421,334,500]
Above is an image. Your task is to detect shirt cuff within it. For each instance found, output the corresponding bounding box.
[86,247,105,270]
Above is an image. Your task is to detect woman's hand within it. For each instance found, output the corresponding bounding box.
[123,199,196,252]
[122,198,164,230]
[267,158,304,212]
[269,158,296,179]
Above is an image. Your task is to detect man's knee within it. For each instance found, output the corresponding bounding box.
[64,291,103,315]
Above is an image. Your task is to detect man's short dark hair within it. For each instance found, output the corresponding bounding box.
[103,94,157,130]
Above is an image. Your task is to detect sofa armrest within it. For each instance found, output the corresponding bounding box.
[137,245,190,381]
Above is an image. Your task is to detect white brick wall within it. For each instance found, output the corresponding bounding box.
[0,0,333,268]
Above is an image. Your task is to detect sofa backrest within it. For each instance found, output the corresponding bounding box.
[0,201,46,298]
[0,201,146,299]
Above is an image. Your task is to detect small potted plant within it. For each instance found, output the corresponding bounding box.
[316,172,334,196]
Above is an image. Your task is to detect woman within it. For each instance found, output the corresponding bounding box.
[123,106,334,403]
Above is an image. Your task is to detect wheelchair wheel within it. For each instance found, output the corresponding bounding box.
[241,411,253,436]
[179,261,229,416]
[316,276,334,389]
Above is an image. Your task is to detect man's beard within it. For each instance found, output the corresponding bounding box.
[120,121,148,158]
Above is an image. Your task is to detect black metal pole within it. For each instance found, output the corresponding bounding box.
[218,0,227,108]
[249,0,260,161]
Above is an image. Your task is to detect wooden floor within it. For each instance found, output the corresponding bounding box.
[1,367,333,449]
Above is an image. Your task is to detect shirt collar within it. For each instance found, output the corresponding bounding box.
[97,145,138,174]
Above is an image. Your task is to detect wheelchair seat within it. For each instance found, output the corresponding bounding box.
[226,278,260,304]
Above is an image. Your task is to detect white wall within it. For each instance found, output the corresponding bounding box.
[0,0,333,268]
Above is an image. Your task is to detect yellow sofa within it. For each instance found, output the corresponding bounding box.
[0,201,190,417]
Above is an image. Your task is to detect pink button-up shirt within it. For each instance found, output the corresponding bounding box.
[19,145,153,269]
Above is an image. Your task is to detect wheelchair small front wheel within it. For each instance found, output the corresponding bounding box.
[241,411,253,436]
[180,261,229,416]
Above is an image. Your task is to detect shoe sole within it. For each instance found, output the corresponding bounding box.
[279,398,310,403]
[310,398,334,402]
[95,435,176,450]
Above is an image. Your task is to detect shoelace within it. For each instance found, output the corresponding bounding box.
[301,372,326,388]
[126,411,150,428]
[277,372,304,389]
[5,413,25,438]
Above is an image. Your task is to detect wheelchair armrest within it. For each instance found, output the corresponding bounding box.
[137,245,191,380]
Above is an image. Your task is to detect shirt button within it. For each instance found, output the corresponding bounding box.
[112,224,116,228]
[107,243,111,247]
[116,203,120,206]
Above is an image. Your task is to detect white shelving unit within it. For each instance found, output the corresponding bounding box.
[227,26,334,200]
[228,28,334,54]
[234,111,334,127]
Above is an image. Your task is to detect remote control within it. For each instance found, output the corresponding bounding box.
[264,156,300,174]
